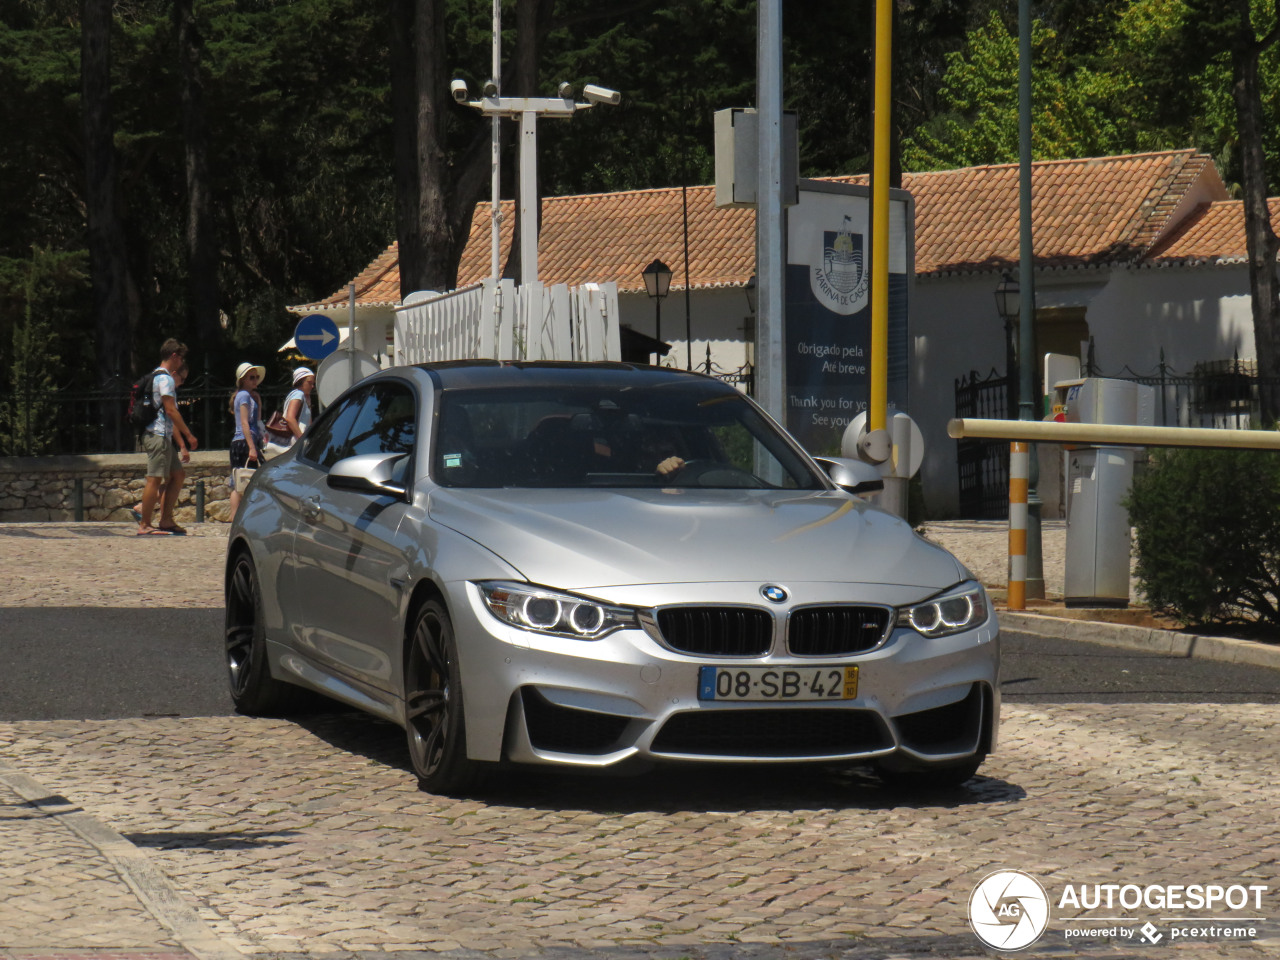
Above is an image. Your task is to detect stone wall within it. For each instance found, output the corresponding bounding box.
[0,451,236,524]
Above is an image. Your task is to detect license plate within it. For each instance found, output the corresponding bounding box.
[697,665,858,702]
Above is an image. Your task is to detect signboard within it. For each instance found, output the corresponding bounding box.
[293,314,341,361]
[784,180,912,454]
[316,349,380,407]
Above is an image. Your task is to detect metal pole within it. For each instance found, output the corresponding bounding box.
[1017,0,1044,599]
[869,0,892,435]
[682,184,693,370]
[520,110,538,284]
[348,282,357,391]
[755,0,785,425]
[490,0,501,284]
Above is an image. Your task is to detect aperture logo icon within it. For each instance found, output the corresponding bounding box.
[970,870,1051,951]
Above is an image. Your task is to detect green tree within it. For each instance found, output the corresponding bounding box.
[0,248,82,456]
[902,10,1132,169]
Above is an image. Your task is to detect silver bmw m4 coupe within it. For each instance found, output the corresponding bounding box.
[224,361,998,794]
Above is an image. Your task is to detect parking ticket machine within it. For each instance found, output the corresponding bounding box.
[1053,378,1154,608]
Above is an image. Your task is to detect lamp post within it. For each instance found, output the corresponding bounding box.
[642,258,673,362]
[994,273,1020,419]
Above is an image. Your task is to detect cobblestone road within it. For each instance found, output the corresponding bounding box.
[2,524,1279,959]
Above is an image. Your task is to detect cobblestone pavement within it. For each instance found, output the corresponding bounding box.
[0,522,227,609]
[3,523,1280,959]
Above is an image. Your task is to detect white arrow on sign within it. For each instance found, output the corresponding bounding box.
[298,329,336,347]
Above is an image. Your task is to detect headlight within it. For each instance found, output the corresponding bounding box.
[897,581,988,638]
[477,581,638,640]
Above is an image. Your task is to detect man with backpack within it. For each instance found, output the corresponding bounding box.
[136,338,199,536]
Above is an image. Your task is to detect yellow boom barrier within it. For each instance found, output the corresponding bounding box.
[949,417,1280,610]
[948,419,1280,451]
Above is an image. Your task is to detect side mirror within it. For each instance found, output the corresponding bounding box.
[812,456,884,496]
[327,452,409,498]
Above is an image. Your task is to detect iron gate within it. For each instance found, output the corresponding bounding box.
[954,369,1012,520]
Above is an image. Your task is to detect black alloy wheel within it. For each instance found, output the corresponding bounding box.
[224,551,298,715]
[404,599,485,794]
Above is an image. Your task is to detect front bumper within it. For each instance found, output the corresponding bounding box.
[445,580,1000,769]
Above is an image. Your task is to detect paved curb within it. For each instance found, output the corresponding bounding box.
[0,767,243,960]
[1000,610,1280,669]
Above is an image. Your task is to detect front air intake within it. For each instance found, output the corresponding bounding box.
[788,606,892,656]
[655,606,773,657]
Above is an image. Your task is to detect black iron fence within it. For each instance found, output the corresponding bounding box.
[0,373,295,458]
[954,368,1013,520]
[1083,353,1280,430]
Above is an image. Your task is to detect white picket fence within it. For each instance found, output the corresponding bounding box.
[393,279,620,365]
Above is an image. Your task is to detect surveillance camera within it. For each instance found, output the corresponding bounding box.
[482,79,498,98]
[558,82,574,100]
[583,84,621,106]
[450,79,469,103]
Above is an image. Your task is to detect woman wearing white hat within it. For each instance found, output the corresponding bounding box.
[282,366,315,443]
[229,361,266,515]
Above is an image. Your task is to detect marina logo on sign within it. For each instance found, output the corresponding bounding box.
[811,223,869,316]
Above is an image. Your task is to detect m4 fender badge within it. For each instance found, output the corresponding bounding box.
[761,584,788,603]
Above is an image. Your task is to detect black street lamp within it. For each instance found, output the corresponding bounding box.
[744,274,758,316]
[994,272,1020,418]
[642,259,673,358]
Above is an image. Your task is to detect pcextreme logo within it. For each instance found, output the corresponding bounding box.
[969,870,1051,951]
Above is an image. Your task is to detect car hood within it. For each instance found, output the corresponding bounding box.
[426,487,966,592]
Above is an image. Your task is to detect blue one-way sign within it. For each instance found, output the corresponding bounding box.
[293,314,341,361]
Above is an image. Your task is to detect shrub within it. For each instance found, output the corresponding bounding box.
[1126,447,1280,630]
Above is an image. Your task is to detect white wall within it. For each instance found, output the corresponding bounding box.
[910,274,1014,517]
[909,264,1258,518]
[618,287,755,376]
[1086,265,1254,375]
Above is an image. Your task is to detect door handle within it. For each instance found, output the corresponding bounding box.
[300,496,322,521]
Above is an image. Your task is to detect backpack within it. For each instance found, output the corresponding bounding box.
[128,370,160,434]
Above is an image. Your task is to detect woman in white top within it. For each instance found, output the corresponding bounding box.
[283,366,315,444]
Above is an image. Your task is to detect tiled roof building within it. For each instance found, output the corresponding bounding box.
[293,150,1233,311]
[289,150,1271,520]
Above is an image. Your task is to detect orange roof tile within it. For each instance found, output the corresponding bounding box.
[292,150,1237,311]
[1145,198,1280,265]
[884,149,1226,274]
[455,185,757,294]
[299,241,402,312]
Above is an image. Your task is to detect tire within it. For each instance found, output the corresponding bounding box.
[404,599,486,795]
[224,550,299,715]
[874,755,984,790]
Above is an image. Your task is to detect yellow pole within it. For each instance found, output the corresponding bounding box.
[869,0,891,433]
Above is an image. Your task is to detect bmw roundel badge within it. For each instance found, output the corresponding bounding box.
[761,584,788,603]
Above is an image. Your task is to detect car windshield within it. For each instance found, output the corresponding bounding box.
[433,380,824,490]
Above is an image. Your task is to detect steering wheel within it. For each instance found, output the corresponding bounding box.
[666,459,762,488]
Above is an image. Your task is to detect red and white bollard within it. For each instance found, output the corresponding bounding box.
[1007,441,1029,610]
